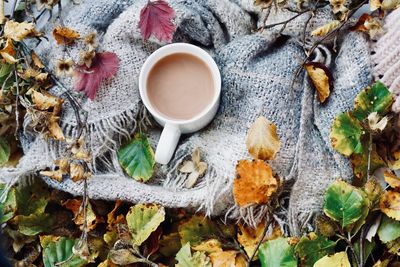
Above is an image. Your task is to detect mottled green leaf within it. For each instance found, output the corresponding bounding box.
[323,180,368,228]
[0,138,10,166]
[353,81,393,121]
[13,212,54,236]
[258,238,297,267]
[118,133,155,182]
[0,184,17,223]
[42,236,87,267]
[314,251,351,267]
[378,215,400,243]
[178,214,220,246]
[175,242,211,267]
[350,144,385,181]
[126,203,165,246]
[330,112,364,156]
[386,237,400,255]
[295,233,335,267]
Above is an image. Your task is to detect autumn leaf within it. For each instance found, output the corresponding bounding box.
[378,215,400,243]
[178,214,221,246]
[294,232,336,267]
[384,171,400,190]
[0,38,17,64]
[209,251,241,267]
[380,191,400,221]
[126,203,165,246]
[61,199,99,231]
[330,0,348,14]
[304,62,333,103]
[313,251,351,267]
[4,20,41,42]
[351,14,384,38]
[258,238,297,267]
[139,0,176,42]
[350,144,384,180]
[52,26,80,45]
[192,239,223,254]
[42,236,87,267]
[311,20,340,37]
[233,159,279,207]
[31,90,63,113]
[0,184,17,223]
[0,137,10,166]
[175,243,211,267]
[74,52,119,100]
[179,148,207,188]
[31,51,44,69]
[246,116,281,160]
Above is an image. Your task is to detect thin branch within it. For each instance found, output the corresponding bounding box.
[259,9,312,31]
[367,133,372,181]
[13,67,20,139]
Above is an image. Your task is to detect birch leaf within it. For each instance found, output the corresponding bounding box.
[377,215,400,243]
[126,203,165,246]
[258,238,297,267]
[0,38,17,64]
[118,133,155,182]
[381,0,400,9]
[380,191,400,221]
[384,171,400,190]
[233,159,279,207]
[311,20,340,37]
[42,236,87,267]
[0,137,10,166]
[313,251,351,267]
[4,20,41,42]
[246,116,281,160]
[178,215,220,246]
[209,251,238,267]
[0,184,17,223]
[175,243,211,267]
[304,62,333,103]
[294,233,336,267]
[52,26,80,45]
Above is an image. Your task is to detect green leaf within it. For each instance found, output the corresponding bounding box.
[378,215,400,243]
[15,177,50,216]
[386,237,400,256]
[126,203,165,246]
[258,238,297,267]
[0,138,10,166]
[13,212,54,236]
[330,112,364,156]
[118,133,155,182]
[42,236,87,267]
[0,184,17,223]
[353,81,393,121]
[175,242,211,267]
[178,214,220,246]
[323,180,369,228]
[354,240,375,266]
[350,144,385,181]
[314,251,351,267]
[294,233,336,267]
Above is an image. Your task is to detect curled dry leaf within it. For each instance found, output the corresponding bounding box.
[74,52,119,100]
[79,49,96,68]
[52,26,80,45]
[0,38,17,64]
[31,90,63,113]
[380,191,400,221]
[23,68,49,83]
[246,116,281,160]
[4,20,42,42]
[330,0,348,14]
[384,171,400,190]
[233,159,279,207]
[31,51,44,69]
[311,20,340,37]
[368,112,388,131]
[351,14,384,39]
[48,116,65,141]
[70,163,85,182]
[40,170,63,182]
[179,148,207,188]
[55,59,74,77]
[304,62,333,103]
[139,0,176,42]
[62,198,99,231]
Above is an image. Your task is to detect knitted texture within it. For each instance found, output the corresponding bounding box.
[0,0,372,235]
[371,8,400,112]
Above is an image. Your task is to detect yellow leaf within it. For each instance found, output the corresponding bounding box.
[314,251,351,267]
[0,39,17,64]
[209,250,238,267]
[40,169,63,182]
[31,90,63,113]
[381,0,400,9]
[330,0,348,14]
[192,239,223,253]
[380,191,400,221]
[233,160,279,207]
[70,163,85,182]
[31,51,44,69]
[48,116,65,141]
[311,20,340,37]
[304,62,333,103]
[384,171,400,190]
[52,26,80,45]
[4,20,41,42]
[246,116,281,160]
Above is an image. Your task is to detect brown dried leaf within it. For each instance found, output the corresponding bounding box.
[246,116,281,160]
[380,191,400,221]
[351,14,384,38]
[54,158,69,173]
[52,26,80,45]
[209,250,238,267]
[304,62,333,103]
[79,49,96,68]
[384,171,400,190]
[31,90,63,113]
[370,0,382,10]
[233,159,279,207]
[31,51,44,69]
[311,20,340,36]
[192,239,223,253]
[40,169,63,182]
[107,200,124,230]
[55,59,74,77]
[0,38,17,64]
[48,116,65,141]
[4,21,42,42]
[330,0,348,14]
[62,199,99,231]
[179,148,208,188]
[70,163,85,182]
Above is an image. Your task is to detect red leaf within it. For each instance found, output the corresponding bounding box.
[139,0,176,42]
[74,52,119,100]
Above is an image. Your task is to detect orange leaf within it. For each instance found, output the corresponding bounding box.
[233,160,279,207]
[384,171,400,190]
[52,26,80,45]
[304,62,333,103]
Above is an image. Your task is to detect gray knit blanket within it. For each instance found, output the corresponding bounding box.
[0,0,372,235]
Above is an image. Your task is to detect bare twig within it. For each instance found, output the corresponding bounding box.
[13,67,20,138]
[259,9,312,31]
[367,133,372,181]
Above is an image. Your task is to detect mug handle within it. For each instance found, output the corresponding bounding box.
[155,123,181,164]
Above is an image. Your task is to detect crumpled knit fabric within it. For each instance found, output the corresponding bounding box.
[0,0,376,235]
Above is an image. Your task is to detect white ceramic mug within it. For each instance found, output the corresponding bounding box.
[139,43,221,165]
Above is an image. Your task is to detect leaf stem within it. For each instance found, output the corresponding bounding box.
[366,133,372,181]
